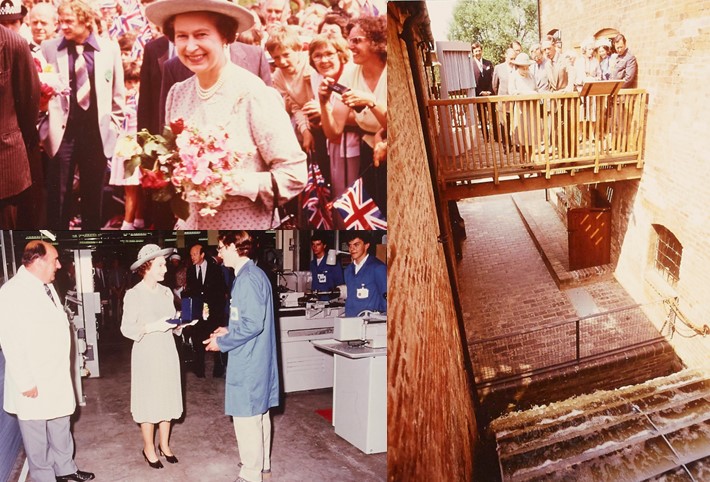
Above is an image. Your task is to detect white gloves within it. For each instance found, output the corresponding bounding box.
[145,318,175,334]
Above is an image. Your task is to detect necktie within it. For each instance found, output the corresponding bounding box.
[75,43,90,110]
[44,284,57,306]
[197,266,203,285]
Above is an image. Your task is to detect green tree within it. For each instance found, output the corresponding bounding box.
[448,0,539,64]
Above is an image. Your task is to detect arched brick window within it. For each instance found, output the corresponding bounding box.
[652,224,682,286]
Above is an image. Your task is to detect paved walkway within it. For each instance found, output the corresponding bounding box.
[456,192,639,384]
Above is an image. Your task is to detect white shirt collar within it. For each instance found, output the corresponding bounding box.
[353,254,369,274]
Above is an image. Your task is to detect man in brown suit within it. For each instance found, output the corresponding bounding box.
[0,23,40,227]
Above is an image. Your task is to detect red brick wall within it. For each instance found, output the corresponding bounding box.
[540,0,710,370]
[388,4,479,481]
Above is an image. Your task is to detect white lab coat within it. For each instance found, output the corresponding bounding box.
[0,266,76,420]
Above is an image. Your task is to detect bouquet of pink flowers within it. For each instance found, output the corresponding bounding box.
[121,118,244,219]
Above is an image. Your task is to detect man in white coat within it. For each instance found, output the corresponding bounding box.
[0,241,94,482]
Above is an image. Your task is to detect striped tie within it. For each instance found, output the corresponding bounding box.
[75,43,90,110]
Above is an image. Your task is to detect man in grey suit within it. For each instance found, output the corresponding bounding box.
[39,0,124,229]
[492,48,516,152]
[610,33,638,141]
[610,33,637,88]
[159,41,272,128]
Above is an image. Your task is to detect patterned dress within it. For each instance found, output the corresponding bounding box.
[165,62,307,228]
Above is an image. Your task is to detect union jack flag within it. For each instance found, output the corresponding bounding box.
[333,178,387,230]
[302,162,332,229]
[130,24,154,59]
[108,3,147,39]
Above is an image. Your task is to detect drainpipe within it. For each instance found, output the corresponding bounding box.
[399,1,483,429]
[537,0,542,41]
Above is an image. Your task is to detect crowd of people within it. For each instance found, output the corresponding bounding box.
[0,230,387,481]
[473,33,638,161]
[1,0,387,230]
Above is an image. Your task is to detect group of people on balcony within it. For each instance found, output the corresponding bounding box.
[472,33,638,163]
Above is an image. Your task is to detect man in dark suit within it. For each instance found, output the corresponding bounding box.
[159,41,272,128]
[185,243,227,378]
[137,35,170,137]
[0,22,39,228]
[472,41,496,141]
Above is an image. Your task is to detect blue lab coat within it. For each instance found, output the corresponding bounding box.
[344,255,387,316]
[217,260,279,417]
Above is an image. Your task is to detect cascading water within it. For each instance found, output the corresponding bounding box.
[492,370,710,481]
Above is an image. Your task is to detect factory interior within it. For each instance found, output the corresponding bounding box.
[0,230,387,482]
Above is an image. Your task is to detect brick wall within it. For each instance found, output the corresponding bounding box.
[540,0,710,370]
[388,4,479,480]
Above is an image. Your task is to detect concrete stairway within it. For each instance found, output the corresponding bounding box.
[491,369,710,481]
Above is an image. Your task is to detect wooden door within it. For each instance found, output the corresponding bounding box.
[568,207,611,270]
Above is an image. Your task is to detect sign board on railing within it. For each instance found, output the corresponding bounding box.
[579,80,624,97]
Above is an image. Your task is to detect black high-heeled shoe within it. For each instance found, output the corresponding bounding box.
[158,446,179,464]
[142,450,163,469]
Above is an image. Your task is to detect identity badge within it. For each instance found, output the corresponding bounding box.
[318,273,327,283]
[357,286,369,299]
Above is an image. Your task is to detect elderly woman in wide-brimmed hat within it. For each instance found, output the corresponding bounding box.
[145,0,307,229]
[120,244,182,469]
[508,52,542,164]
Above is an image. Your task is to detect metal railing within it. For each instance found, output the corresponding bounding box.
[469,299,669,386]
[428,89,649,186]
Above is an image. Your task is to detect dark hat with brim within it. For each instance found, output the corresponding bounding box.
[145,0,255,34]
[0,0,27,22]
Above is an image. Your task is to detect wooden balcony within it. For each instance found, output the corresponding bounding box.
[428,89,649,200]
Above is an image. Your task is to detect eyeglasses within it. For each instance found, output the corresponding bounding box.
[348,36,368,46]
[217,244,226,252]
[313,51,338,62]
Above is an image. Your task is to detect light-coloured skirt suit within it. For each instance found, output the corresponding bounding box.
[121,281,182,423]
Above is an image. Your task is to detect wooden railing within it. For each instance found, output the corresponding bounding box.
[428,89,649,188]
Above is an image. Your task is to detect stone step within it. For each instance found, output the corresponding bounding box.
[492,369,710,481]
[495,370,709,448]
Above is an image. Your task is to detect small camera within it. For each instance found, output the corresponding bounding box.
[327,82,350,95]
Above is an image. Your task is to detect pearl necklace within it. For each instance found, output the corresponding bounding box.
[196,71,225,100]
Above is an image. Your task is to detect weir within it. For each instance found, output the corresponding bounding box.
[491,369,710,481]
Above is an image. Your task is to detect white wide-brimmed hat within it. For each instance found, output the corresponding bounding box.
[595,37,612,49]
[145,0,255,34]
[512,53,533,67]
[131,244,176,271]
